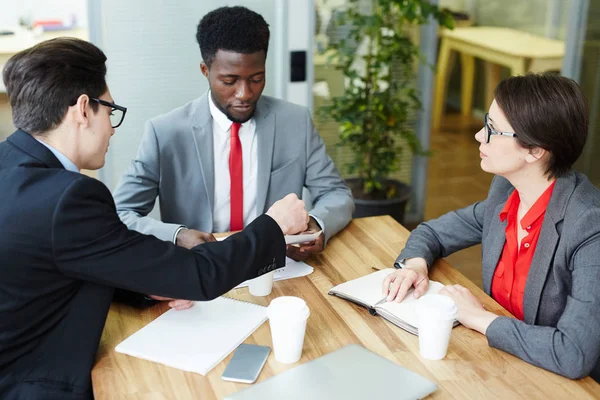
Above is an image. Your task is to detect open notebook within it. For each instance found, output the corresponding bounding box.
[329,268,457,335]
[115,297,267,375]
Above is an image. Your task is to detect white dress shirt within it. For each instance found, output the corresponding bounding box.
[209,93,259,233]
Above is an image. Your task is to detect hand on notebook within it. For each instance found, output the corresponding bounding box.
[382,258,429,302]
[175,228,216,249]
[438,284,497,334]
[148,295,194,311]
[286,217,324,261]
[266,193,309,235]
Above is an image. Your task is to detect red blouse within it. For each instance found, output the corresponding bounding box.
[491,181,556,320]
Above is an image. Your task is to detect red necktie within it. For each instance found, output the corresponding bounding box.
[229,122,243,231]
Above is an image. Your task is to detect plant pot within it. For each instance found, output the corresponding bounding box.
[348,178,412,224]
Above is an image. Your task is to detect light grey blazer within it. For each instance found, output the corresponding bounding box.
[396,171,600,381]
[113,93,354,244]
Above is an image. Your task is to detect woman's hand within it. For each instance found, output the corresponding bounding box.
[382,258,429,302]
[439,284,498,334]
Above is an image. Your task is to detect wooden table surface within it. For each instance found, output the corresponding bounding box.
[92,216,600,399]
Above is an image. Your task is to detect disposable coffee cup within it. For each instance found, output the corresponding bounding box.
[248,271,275,296]
[416,294,457,360]
[267,296,310,363]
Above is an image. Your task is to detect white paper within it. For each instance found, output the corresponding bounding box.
[115,297,267,375]
[235,257,314,289]
[284,230,322,245]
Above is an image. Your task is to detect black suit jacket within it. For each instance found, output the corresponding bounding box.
[0,130,286,399]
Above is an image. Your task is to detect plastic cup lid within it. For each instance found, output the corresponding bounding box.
[416,294,457,319]
[267,296,310,320]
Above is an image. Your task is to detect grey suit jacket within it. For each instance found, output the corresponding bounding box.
[113,93,354,243]
[396,171,600,380]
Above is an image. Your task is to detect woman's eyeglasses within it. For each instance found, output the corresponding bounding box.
[484,113,517,143]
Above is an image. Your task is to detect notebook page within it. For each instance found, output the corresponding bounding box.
[375,281,445,328]
[329,268,396,307]
[115,297,267,375]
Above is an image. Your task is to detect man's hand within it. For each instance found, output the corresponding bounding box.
[148,295,194,311]
[286,217,324,261]
[266,193,309,235]
[381,257,429,302]
[438,284,498,334]
[175,228,216,249]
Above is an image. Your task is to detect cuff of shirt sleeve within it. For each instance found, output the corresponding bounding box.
[309,214,326,241]
[173,225,187,244]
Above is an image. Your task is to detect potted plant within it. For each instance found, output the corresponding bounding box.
[320,0,454,223]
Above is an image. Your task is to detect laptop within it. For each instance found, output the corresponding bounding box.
[225,344,438,400]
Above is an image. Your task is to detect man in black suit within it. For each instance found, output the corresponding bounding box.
[0,38,309,399]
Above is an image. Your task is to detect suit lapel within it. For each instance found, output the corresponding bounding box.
[483,202,509,293]
[191,94,215,229]
[522,173,575,324]
[255,98,275,214]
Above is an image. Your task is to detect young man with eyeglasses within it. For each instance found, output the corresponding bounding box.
[0,37,309,399]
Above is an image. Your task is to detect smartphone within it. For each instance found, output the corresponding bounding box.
[221,344,271,384]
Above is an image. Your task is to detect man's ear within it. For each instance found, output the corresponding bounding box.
[525,146,548,164]
[72,94,91,127]
[200,62,209,78]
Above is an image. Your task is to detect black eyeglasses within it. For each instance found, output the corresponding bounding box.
[90,98,127,128]
[484,113,517,144]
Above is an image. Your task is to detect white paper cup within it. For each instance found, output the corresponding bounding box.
[416,294,457,360]
[267,296,310,363]
[248,271,275,296]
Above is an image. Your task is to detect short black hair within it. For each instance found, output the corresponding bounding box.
[494,72,588,179]
[3,37,107,135]
[196,6,270,67]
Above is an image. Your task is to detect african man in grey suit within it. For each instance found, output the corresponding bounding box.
[113,6,353,261]
[384,73,600,381]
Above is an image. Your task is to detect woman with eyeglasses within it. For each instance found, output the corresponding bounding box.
[383,72,600,381]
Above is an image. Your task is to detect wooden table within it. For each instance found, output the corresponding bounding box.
[432,27,565,131]
[92,216,600,399]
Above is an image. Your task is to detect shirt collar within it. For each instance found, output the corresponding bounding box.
[208,91,254,133]
[520,181,556,229]
[499,181,556,228]
[35,139,80,173]
[499,189,519,223]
